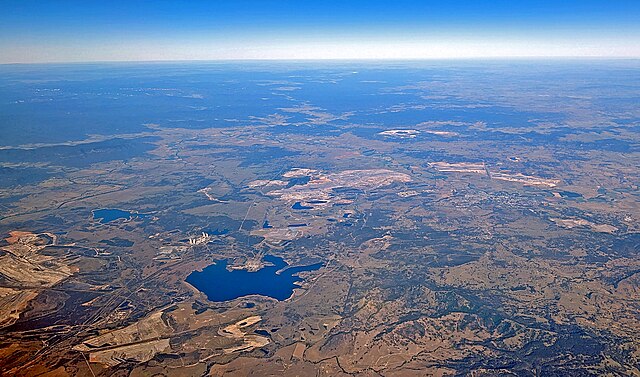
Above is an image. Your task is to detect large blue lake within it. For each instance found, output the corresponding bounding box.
[92,208,148,223]
[186,255,322,302]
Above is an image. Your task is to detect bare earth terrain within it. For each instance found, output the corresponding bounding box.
[0,61,639,376]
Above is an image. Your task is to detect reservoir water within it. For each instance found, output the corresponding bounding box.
[186,255,322,302]
[292,201,313,210]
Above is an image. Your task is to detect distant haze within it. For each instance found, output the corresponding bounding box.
[1,0,639,63]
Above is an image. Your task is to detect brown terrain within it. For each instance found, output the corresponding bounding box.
[0,63,639,376]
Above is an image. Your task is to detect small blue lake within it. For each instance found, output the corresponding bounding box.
[292,201,313,210]
[186,255,322,302]
[92,208,147,223]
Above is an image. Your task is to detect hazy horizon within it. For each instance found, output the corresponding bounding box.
[1,0,639,64]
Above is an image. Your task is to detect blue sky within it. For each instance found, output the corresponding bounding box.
[1,0,639,63]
